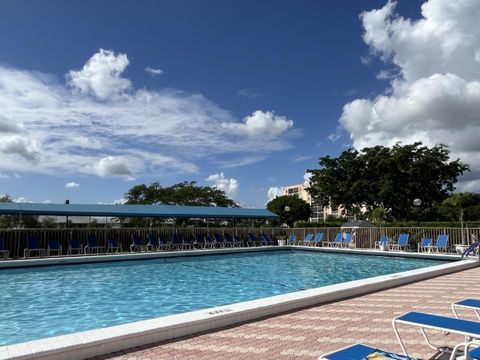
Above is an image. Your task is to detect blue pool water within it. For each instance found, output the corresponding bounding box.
[0,250,447,345]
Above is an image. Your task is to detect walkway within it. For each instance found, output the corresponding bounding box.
[95,266,480,360]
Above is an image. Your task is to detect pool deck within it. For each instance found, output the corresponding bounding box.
[95,266,480,360]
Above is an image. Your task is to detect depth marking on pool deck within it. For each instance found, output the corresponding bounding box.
[0,248,476,360]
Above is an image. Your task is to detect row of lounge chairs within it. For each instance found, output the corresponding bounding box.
[320,298,480,359]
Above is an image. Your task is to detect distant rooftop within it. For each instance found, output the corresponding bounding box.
[0,203,278,219]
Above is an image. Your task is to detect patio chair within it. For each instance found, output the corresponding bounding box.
[260,234,274,246]
[205,233,216,248]
[214,233,228,247]
[224,233,240,247]
[392,311,480,357]
[418,238,432,252]
[312,232,324,246]
[425,234,449,253]
[375,235,389,250]
[0,238,9,259]
[157,234,171,250]
[84,235,105,255]
[24,235,46,258]
[47,239,62,256]
[318,343,419,360]
[130,234,148,252]
[452,299,480,320]
[147,234,161,251]
[247,233,261,247]
[233,234,243,247]
[339,233,353,248]
[322,232,343,247]
[182,235,194,250]
[301,233,314,246]
[107,238,121,253]
[287,234,297,245]
[193,233,206,249]
[67,239,82,255]
[389,233,410,251]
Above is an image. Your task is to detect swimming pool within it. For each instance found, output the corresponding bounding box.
[0,250,447,346]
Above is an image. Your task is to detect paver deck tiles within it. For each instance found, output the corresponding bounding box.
[95,266,480,360]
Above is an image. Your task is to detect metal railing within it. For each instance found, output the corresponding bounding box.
[0,226,478,259]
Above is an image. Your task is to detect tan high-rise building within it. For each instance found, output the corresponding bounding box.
[282,182,345,222]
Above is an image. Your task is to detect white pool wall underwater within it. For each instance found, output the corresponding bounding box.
[0,247,477,360]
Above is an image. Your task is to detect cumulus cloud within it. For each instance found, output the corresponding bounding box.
[67,49,131,100]
[340,0,480,191]
[13,196,31,203]
[0,49,294,179]
[267,186,283,202]
[145,67,163,76]
[205,172,239,200]
[222,110,294,136]
[65,181,80,188]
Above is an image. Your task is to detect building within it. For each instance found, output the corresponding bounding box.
[282,181,348,222]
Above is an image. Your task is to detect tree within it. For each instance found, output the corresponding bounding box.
[439,193,480,221]
[0,195,39,228]
[266,195,311,227]
[125,181,238,207]
[307,143,469,220]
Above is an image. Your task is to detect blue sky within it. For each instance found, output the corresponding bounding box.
[0,0,479,207]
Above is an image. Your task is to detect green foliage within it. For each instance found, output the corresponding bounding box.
[370,207,387,224]
[41,217,58,228]
[125,181,238,207]
[0,194,39,228]
[439,192,480,221]
[307,142,469,220]
[266,195,311,227]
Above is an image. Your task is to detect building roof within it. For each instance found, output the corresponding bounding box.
[0,203,278,219]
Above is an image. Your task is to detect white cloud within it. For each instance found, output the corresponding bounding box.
[67,49,131,100]
[43,200,52,204]
[341,0,480,188]
[0,174,9,179]
[327,133,341,143]
[222,110,294,137]
[145,67,163,76]
[0,49,294,179]
[65,181,80,188]
[205,172,239,200]
[13,196,30,203]
[303,172,312,186]
[267,186,283,202]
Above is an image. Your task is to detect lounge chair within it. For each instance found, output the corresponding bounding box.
[47,239,62,256]
[418,238,432,252]
[301,233,314,246]
[389,233,410,251]
[247,233,261,247]
[425,234,449,253]
[339,233,353,248]
[452,299,480,320]
[67,239,82,255]
[107,238,121,253]
[260,234,274,246]
[375,235,389,250]
[193,233,206,249]
[147,234,161,251]
[157,235,171,250]
[84,235,105,254]
[205,233,215,248]
[0,238,9,259]
[130,234,149,252]
[214,233,228,247]
[319,343,419,360]
[287,234,297,245]
[392,311,480,357]
[312,232,324,246]
[322,232,343,247]
[183,235,194,250]
[24,235,46,258]
[233,234,242,247]
[225,233,240,247]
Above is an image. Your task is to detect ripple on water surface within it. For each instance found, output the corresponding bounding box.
[0,250,446,345]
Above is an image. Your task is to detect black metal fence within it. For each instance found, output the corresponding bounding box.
[0,226,478,259]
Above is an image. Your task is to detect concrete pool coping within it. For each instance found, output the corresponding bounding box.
[0,247,477,359]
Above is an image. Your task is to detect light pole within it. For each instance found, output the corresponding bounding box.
[413,198,422,227]
[284,206,290,228]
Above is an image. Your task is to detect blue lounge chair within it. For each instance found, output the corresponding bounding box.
[393,311,480,357]
[193,233,206,249]
[0,238,9,259]
[339,233,353,248]
[205,233,215,248]
[262,234,274,246]
[452,299,480,320]
[47,239,62,256]
[425,234,449,253]
[389,233,410,251]
[157,235,171,250]
[107,238,121,253]
[130,234,146,252]
[68,239,82,255]
[418,238,432,252]
[84,235,105,254]
[233,234,242,247]
[301,233,314,246]
[224,233,240,247]
[287,234,297,245]
[214,233,228,247]
[319,343,419,360]
[183,235,194,250]
[247,233,261,247]
[313,232,324,246]
[171,234,186,250]
[24,235,46,258]
[147,234,161,251]
[322,232,343,247]
[375,235,389,250]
